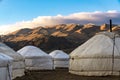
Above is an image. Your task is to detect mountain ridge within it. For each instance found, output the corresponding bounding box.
[2,23,120,53]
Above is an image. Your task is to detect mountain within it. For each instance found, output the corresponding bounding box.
[2,23,120,53]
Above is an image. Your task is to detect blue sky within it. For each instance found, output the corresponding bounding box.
[0,0,120,34]
[0,0,120,25]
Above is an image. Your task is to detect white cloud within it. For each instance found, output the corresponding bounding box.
[0,10,120,35]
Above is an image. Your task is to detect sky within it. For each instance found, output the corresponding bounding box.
[0,0,120,34]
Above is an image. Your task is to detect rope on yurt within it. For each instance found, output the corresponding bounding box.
[7,64,12,80]
[111,33,115,75]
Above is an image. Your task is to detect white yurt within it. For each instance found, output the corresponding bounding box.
[0,43,25,79]
[0,53,13,80]
[17,46,53,70]
[49,50,69,69]
[69,32,120,76]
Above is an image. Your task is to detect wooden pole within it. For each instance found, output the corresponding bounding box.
[110,19,112,32]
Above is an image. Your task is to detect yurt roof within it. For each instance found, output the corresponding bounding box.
[0,53,13,67]
[0,43,24,61]
[49,50,69,59]
[70,32,120,58]
[17,46,51,58]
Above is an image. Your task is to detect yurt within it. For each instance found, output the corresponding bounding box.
[69,32,120,76]
[0,53,13,80]
[0,43,25,79]
[17,46,53,70]
[49,50,69,69]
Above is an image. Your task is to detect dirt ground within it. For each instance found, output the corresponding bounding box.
[14,69,120,80]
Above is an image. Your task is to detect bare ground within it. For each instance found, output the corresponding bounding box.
[14,69,120,80]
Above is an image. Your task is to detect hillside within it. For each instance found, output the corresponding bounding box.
[2,23,120,53]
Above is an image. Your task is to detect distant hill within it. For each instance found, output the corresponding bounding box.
[2,23,120,53]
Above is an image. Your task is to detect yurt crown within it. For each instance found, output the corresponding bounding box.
[96,32,119,39]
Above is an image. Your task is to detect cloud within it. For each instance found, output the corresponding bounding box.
[0,10,120,35]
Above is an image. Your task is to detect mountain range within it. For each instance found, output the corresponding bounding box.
[1,23,120,53]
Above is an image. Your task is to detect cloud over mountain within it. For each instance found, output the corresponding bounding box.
[0,10,120,35]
